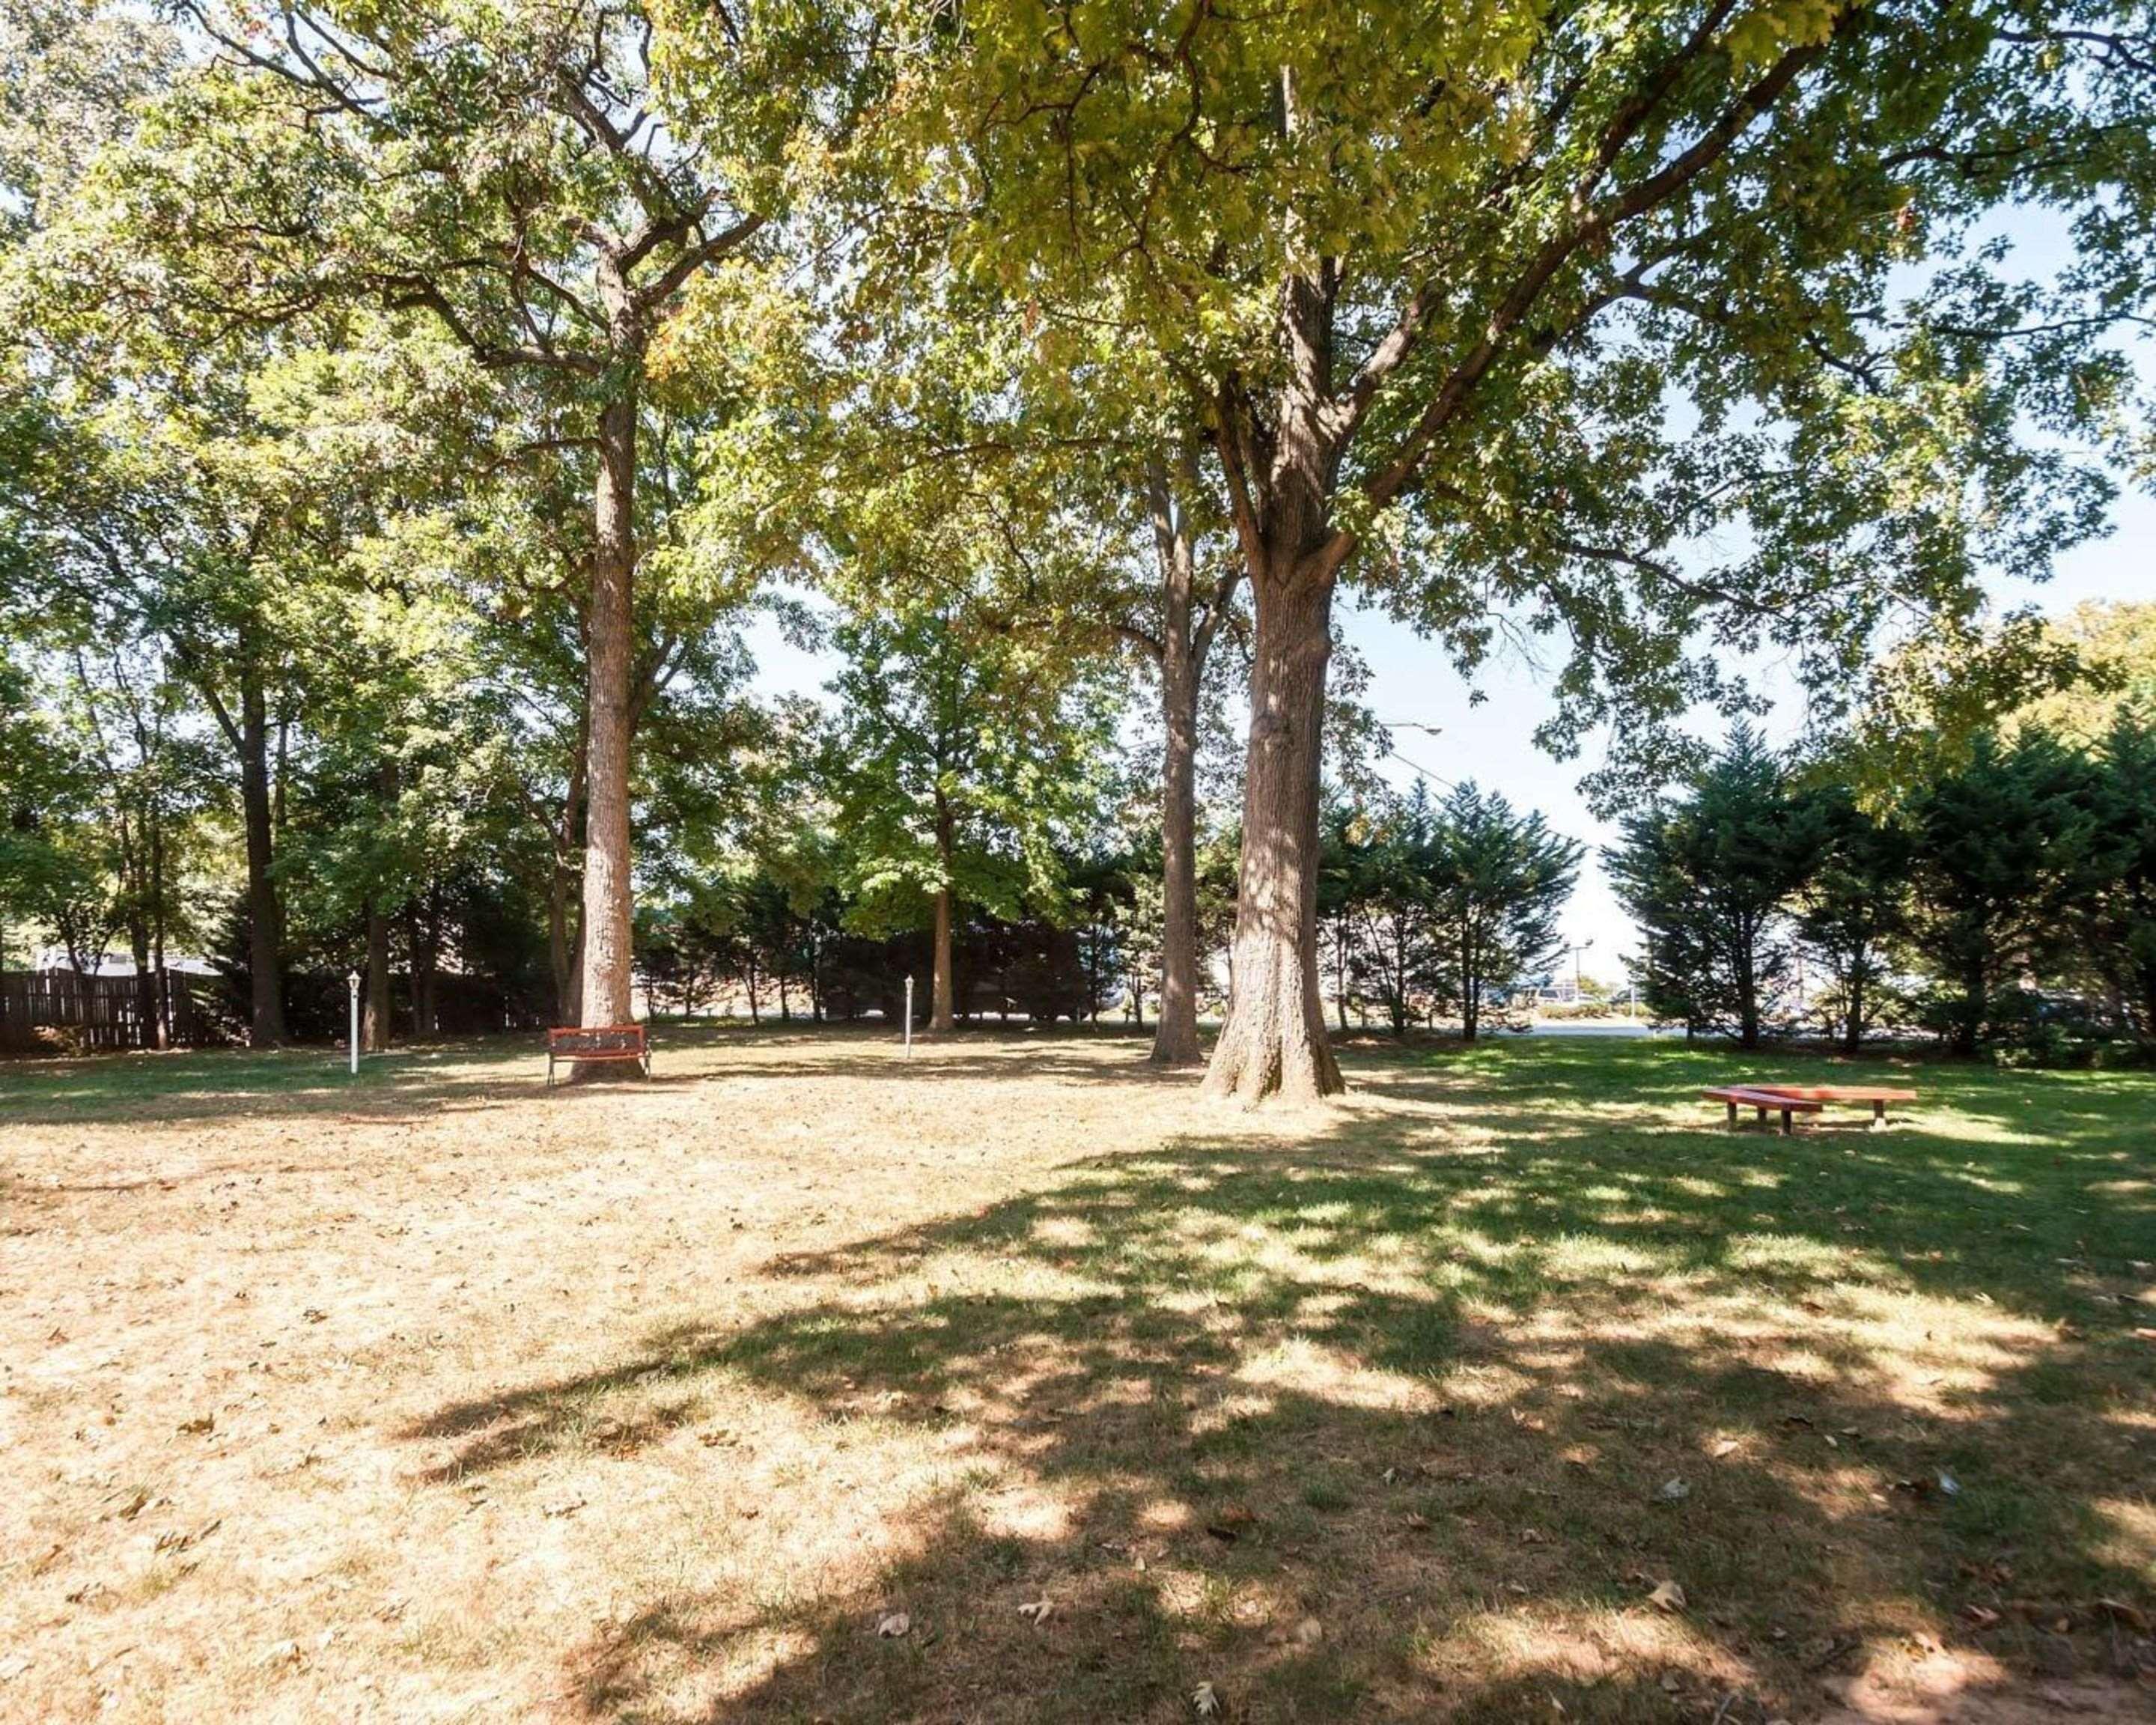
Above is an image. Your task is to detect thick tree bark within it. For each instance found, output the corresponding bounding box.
[362,901,391,1052]
[1202,570,1344,1104]
[237,656,287,1047]
[931,886,956,1033]
[576,373,639,1047]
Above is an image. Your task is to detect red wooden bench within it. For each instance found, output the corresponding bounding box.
[1701,1086,1824,1135]
[1744,1083,1917,1126]
[546,1023,650,1086]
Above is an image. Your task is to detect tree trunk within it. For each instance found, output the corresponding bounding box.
[127,915,156,1050]
[1735,931,1761,1050]
[1333,920,1349,1035]
[1202,571,1343,1104]
[406,897,440,1036]
[1146,458,1207,1067]
[1461,934,1480,1042]
[1152,620,1204,1066]
[237,655,287,1046]
[931,886,956,1033]
[147,812,170,1049]
[1952,956,1985,1058]
[931,804,957,1034]
[362,901,391,1053]
[577,378,639,1047]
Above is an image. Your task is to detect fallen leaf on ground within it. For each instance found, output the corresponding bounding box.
[1657,1477,1690,1502]
[875,1611,910,1638]
[1190,1681,1222,1718]
[1648,1580,1687,1613]
[1710,1438,1740,1458]
[1017,1598,1053,1625]
[177,1414,214,1435]
[1294,1616,1322,1646]
[543,1496,585,1518]
[153,1519,219,1555]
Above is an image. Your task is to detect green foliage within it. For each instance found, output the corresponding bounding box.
[1789,784,1913,1052]
[1904,728,2104,1056]
[1428,783,1584,1039]
[1319,779,1582,1037]
[2080,710,2156,1044]
[826,594,1119,933]
[1607,726,1824,1047]
[845,0,2155,798]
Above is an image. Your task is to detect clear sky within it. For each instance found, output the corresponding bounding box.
[744,480,2153,989]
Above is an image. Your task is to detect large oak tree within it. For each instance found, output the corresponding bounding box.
[850,0,2154,1101]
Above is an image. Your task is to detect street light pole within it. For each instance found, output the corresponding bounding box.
[347,969,361,1074]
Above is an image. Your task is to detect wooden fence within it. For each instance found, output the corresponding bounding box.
[0,970,222,1053]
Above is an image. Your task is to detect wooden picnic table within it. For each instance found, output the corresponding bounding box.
[546,1023,651,1086]
[1744,1083,1917,1125]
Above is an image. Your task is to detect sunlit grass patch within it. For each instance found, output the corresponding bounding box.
[3,1029,2151,1723]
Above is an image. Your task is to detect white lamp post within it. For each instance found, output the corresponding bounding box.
[903,974,913,1059]
[347,969,361,1074]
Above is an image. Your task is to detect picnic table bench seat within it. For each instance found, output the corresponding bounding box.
[546,1023,651,1086]
[1700,1086,1824,1135]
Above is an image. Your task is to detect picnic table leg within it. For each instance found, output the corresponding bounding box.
[1779,1107,1794,1136]
[1726,1100,1738,1129]
[1872,1099,1886,1127]
[1755,1105,1768,1128]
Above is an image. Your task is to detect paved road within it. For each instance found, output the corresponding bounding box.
[1515,1018,1671,1038]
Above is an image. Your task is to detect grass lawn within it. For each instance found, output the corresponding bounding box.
[1,1030,2151,1722]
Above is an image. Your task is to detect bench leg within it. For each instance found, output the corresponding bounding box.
[1872,1099,1886,1127]
[1725,1101,1738,1129]
[1754,1106,1767,1127]
[1779,1107,1794,1136]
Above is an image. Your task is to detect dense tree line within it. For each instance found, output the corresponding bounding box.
[1610,710,2156,1060]
[1321,783,1583,1039]
[2,0,2153,1092]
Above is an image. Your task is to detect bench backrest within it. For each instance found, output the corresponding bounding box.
[549,1024,646,1056]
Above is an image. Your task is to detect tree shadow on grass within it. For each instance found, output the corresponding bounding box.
[0,1035,736,1127]
[392,1050,2155,1721]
